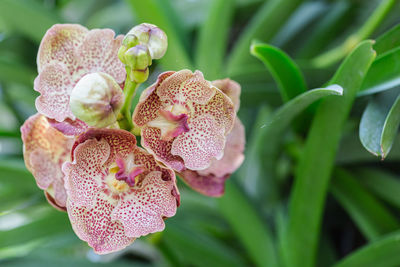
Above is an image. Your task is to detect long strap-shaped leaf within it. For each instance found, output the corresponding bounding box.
[226,0,303,76]
[333,230,400,267]
[225,86,343,266]
[331,168,399,241]
[195,0,234,80]
[284,41,376,267]
[251,43,307,102]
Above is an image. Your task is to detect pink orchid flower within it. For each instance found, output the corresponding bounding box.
[132,70,236,172]
[21,113,74,210]
[62,128,180,254]
[34,24,125,133]
[179,79,245,196]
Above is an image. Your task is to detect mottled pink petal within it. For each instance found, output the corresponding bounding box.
[177,119,245,197]
[37,24,88,72]
[141,127,185,171]
[198,118,245,177]
[157,70,215,105]
[21,113,73,208]
[192,89,235,134]
[35,24,126,122]
[132,71,175,127]
[68,191,135,254]
[34,63,75,121]
[212,79,241,112]
[48,118,89,136]
[178,170,228,197]
[171,115,225,170]
[63,138,109,207]
[64,128,179,254]
[111,170,177,237]
[78,29,125,83]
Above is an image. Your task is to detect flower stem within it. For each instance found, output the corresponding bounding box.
[118,77,138,131]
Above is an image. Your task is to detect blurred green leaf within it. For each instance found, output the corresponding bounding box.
[285,41,376,267]
[331,168,399,241]
[219,182,278,267]
[333,230,400,267]
[251,43,307,102]
[227,0,303,76]
[125,0,192,70]
[311,0,395,68]
[359,88,400,158]
[195,0,234,80]
[358,47,400,96]
[0,0,61,43]
[355,168,400,209]
[163,221,246,267]
[374,23,400,56]
[0,57,36,86]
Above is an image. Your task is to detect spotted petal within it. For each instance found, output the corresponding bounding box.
[171,115,226,170]
[21,113,73,209]
[212,78,241,112]
[35,24,125,122]
[64,128,179,254]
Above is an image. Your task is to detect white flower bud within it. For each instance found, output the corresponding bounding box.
[70,73,124,128]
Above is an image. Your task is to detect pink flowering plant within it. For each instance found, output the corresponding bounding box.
[20,23,244,254]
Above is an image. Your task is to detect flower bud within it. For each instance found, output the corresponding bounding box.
[127,23,168,59]
[70,72,124,128]
[118,34,139,64]
[125,45,152,70]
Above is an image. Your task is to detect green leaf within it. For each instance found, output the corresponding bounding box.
[163,221,246,267]
[0,57,36,86]
[226,0,303,76]
[195,0,234,80]
[218,182,278,267]
[0,0,61,43]
[125,0,193,70]
[374,23,400,56]
[251,43,308,102]
[358,47,400,96]
[355,168,400,209]
[333,230,400,267]
[359,88,400,158]
[331,168,399,241]
[284,40,376,267]
[0,209,70,248]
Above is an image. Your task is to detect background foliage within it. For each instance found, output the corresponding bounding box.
[1,0,400,266]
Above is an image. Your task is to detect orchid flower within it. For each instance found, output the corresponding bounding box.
[63,129,179,253]
[132,70,236,172]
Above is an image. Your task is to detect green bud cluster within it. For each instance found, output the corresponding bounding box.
[118,23,168,83]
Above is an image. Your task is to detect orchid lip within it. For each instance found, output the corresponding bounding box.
[113,156,144,187]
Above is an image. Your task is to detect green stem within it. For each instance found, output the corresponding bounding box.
[311,0,395,68]
[118,78,138,131]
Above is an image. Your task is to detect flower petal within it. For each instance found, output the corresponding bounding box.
[63,138,109,207]
[37,24,88,72]
[132,71,175,127]
[78,29,126,83]
[157,70,215,105]
[34,63,75,121]
[48,118,89,136]
[171,115,225,170]
[198,118,245,177]
[141,127,185,171]
[192,88,235,134]
[68,191,135,254]
[178,170,228,197]
[212,79,241,112]
[111,169,178,237]
[21,113,73,208]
